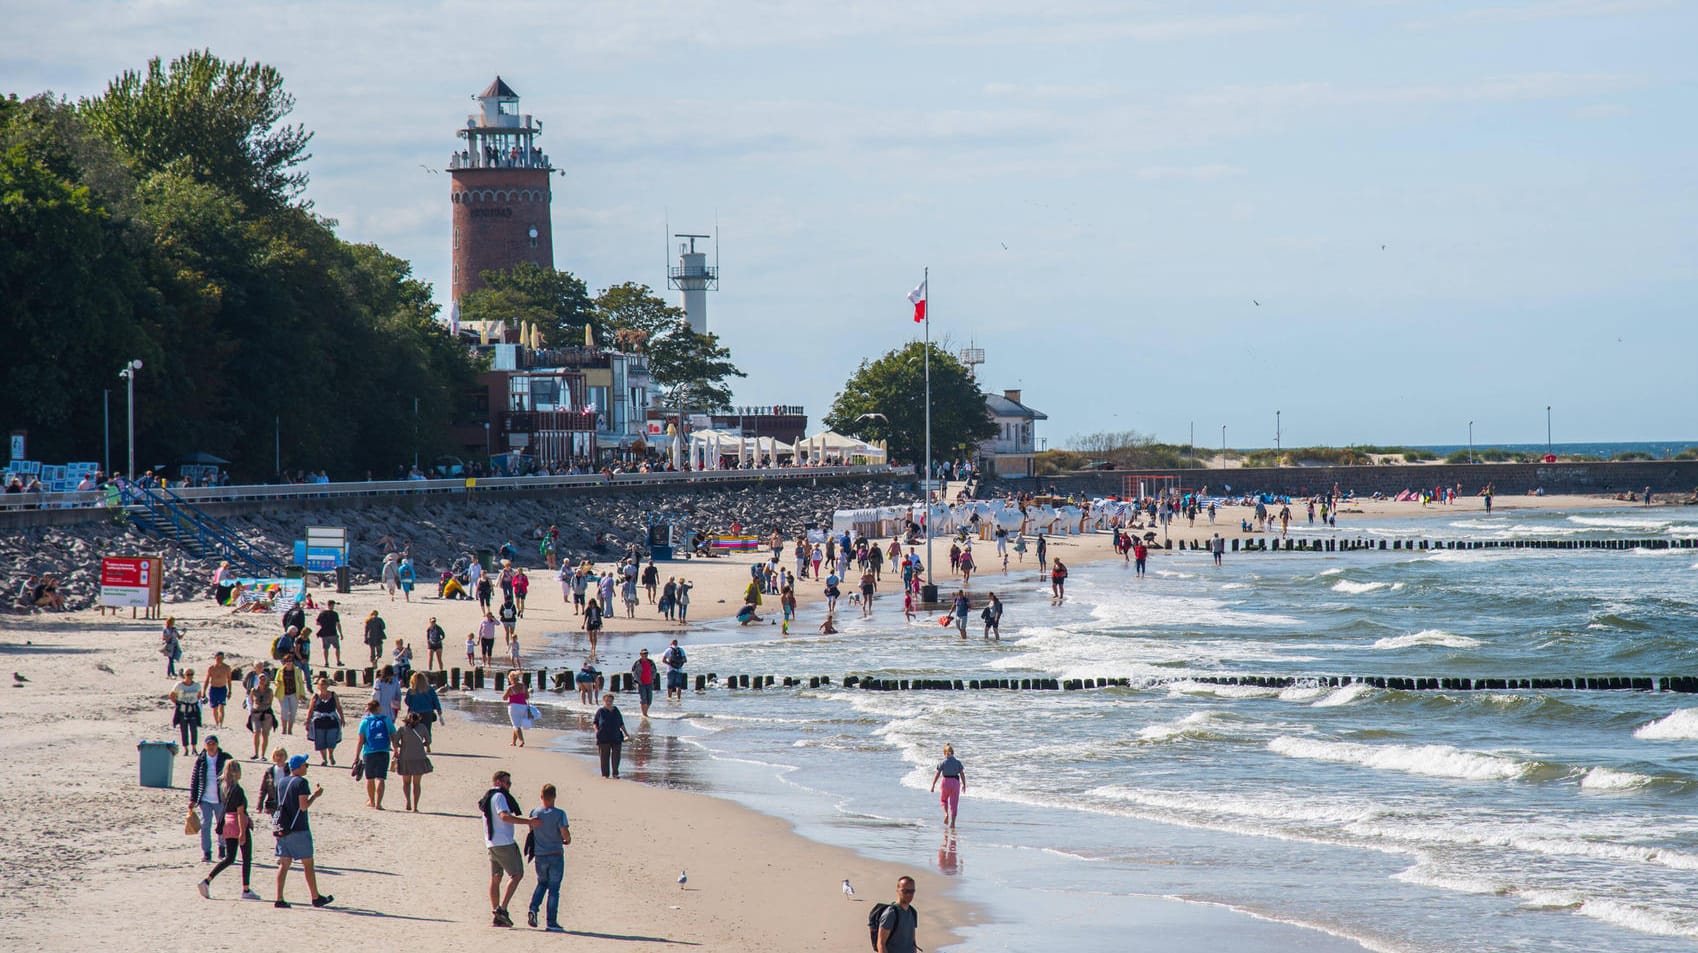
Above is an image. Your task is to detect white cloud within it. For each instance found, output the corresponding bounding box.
[1134,163,1247,180]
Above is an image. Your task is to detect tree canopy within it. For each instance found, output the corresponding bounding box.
[459,263,594,345]
[594,282,744,411]
[80,50,312,209]
[824,342,995,469]
[0,54,476,480]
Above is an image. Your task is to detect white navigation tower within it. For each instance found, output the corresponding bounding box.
[668,233,719,334]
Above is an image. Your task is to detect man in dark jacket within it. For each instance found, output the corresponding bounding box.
[188,736,233,862]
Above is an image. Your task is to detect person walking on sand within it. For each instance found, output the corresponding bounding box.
[188,735,232,862]
[503,671,533,747]
[404,671,443,748]
[381,551,401,601]
[583,597,605,655]
[930,743,966,827]
[876,876,920,953]
[675,579,692,625]
[525,783,571,931]
[276,656,307,736]
[513,567,529,616]
[203,652,233,728]
[273,755,332,909]
[171,668,205,754]
[197,760,259,900]
[480,770,538,928]
[642,560,659,604]
[424,616,446,671]
[315,600,343,667]
[393,711,433,812]
[631,648,659,718]
[499,598,518,642]
[593,692,631,778]
[357,698,393,809]
[1013,533,1027,564]
[246,672,278,761]
[478,610,499,668]
[308,675,346,766]
[161,617,184,677]
[363,610,387,665]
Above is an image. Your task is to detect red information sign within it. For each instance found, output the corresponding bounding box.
[100,556,162,609]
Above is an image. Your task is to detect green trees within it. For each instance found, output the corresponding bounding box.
[594,282,744,411]
[459,263,594,345]
[824,342,995,468]
[81,51,312,209]
[0,53,476,479]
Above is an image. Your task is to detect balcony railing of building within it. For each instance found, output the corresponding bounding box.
[502,409,598,434]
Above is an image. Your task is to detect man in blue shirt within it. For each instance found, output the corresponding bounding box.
[525,783,571,931]
[357,699,392,810]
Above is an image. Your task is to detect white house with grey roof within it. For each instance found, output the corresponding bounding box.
[979,389,1047,479]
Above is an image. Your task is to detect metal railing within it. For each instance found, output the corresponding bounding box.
[0,465,905,514]
[120,483,286,574]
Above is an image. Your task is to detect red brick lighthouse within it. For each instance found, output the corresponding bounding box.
[448,77,555,305]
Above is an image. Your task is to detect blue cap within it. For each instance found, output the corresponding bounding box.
[287,755,310,771]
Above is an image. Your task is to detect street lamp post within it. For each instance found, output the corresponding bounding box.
[1468,421,1475,465]
[1275,410,1282,460]
[117,359,142,478]
[1221,425,1226,456]
[1546,406,1552,458]
[483,421,492,459]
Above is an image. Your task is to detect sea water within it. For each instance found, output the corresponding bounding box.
[502,504,1698,952]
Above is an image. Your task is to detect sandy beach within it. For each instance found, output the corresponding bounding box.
[0,490,1654,951]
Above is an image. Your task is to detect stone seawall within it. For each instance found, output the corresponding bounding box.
[1042,460,1698,499]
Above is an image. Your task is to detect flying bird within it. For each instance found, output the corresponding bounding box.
[12,672,28,683]
[1380,244,1386,251]
[842,878,855,899]
[1000,242,1009,250]
[678,869,688,890]
[1252,300,1261,307]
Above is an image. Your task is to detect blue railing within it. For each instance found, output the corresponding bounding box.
[121,483,286,575]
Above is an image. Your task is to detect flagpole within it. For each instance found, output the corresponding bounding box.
[922,266,935,601]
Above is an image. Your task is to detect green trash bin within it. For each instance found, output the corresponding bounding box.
[476,548,495,573]
[138,740,179,787]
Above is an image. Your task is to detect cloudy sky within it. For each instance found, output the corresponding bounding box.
[7,0,1694,449]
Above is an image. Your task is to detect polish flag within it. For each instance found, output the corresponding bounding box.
[907,278,927,323]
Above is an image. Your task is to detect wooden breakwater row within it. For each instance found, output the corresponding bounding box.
[1185,536,1697,553]
[314,666,1698,696]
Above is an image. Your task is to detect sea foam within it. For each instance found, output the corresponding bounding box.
[1371,630,1482,650]
[1268,736,1535,781]
[1633,709,1698,741]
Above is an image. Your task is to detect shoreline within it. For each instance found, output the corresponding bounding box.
[0,491,1654,950]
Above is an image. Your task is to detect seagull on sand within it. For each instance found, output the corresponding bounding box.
[12,672,27,683]
[842,879,855,899]
[678,869,688,890]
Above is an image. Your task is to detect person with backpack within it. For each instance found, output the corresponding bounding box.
[872,876,919,953]
[661,640,687,701]
[357,698,393,810]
